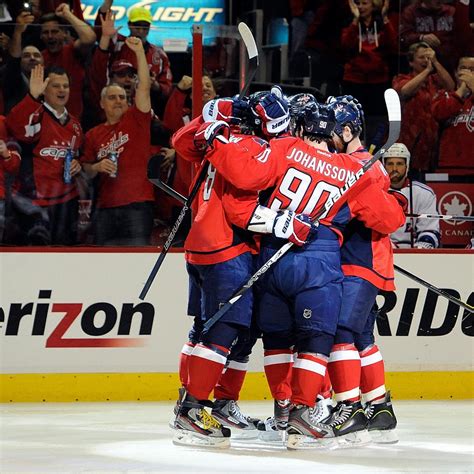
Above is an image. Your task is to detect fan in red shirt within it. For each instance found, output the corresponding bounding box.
[432,56,474,171]
[392,41,454,173]
[81,37,154,246]
[7,64,83,245]
[39,3,96,119]
[0,116,21,242]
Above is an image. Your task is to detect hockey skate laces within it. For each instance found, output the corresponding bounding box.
[200,409,223,430]
[328,404,352,427]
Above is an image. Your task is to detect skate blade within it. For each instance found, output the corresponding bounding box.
[336,429,372,448]
[257,429,286,444]
[369,428,399,444]
[230,429,260,440]
[287,434,337,450]
[172,429,230,449]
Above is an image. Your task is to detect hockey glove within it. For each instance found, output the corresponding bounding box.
[202,98,250,124]
[272,210,318,246]
[254,89,290,135]
[388,189,409,214]
[194,120,230,151]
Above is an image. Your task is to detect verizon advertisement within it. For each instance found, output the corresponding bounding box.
[0,251,472,374]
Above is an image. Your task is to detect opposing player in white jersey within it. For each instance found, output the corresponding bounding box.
[383,143,440,248]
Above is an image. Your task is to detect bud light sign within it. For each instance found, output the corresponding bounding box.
[81,0,225,46]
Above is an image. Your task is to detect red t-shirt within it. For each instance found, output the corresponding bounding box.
[6,94,83,206]
[81,106,154,208]
[392,72,443,171]
[432,91,474,170]
[42,43,85,119]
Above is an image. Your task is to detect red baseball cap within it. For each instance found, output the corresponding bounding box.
[110,60,137,74]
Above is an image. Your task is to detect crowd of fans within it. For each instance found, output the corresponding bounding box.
[0,0,472,247]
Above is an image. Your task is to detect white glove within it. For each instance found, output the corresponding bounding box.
[415,241,434,249]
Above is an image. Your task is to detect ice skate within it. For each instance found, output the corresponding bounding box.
[365,391,398,444]
[211,399,260,440]
[274,398,291,430]
[173,393,231,448]
[257,416,286,443]
[310,396,334,423]
[286,405,336,450]
[318,400,371,447]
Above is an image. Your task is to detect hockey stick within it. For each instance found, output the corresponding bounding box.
[394,264,473,313]
[139,160,209,300]
[149,178,186,205]
[405,213,474,222]
[139,23,259,300]
[203,88,401,331]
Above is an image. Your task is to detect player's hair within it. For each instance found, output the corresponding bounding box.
[407,41,431,62]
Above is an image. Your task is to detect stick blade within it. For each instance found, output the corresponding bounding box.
[384,88,401,123]
[238,22,259,63]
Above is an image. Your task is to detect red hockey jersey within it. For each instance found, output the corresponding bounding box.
[341,149,405,290]
[172,118,260,265]
[6,94,83,206]
[206,134,377,242]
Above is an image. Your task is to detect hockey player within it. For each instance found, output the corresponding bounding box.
[171,90,314,447]
[315,95,406,445]
[383,143,440,248]
[195,95,390,449]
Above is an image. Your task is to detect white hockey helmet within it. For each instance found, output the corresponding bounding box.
[383,142,411,168]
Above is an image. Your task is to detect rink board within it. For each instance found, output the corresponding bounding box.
[0,249,472,401]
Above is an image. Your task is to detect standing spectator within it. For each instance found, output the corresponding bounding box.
[432,56,474,171]
[400,0,473,74]
[3,11,44,114]
[81,37,154,246]
[95,2,172,117]
[341,0,398,144]
[392,41,454,175]
[383,143,440,248]
[39,3,96,119]
[86,10,138,127]
[0,115,21,242]
[6,64,83,245]
[40,0,83,20]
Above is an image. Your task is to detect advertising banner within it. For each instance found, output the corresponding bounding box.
[0,251,472,374]
[80,0,225,46]
[429,182,474,247]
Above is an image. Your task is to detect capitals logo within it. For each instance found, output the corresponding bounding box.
[438,191,473,225]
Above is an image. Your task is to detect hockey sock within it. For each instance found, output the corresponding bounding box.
[328,343,361,402]
[359,344,386,403]
[318,370,332,400]
[263,349,293,400]
[178,341,195,387]
[186,343,230,401]
[214,359,248,401]
[291,352,327,406]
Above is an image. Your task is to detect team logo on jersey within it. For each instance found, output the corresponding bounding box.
[453,105,474,132]
[438,191,472,226]
[303,309,312,319]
